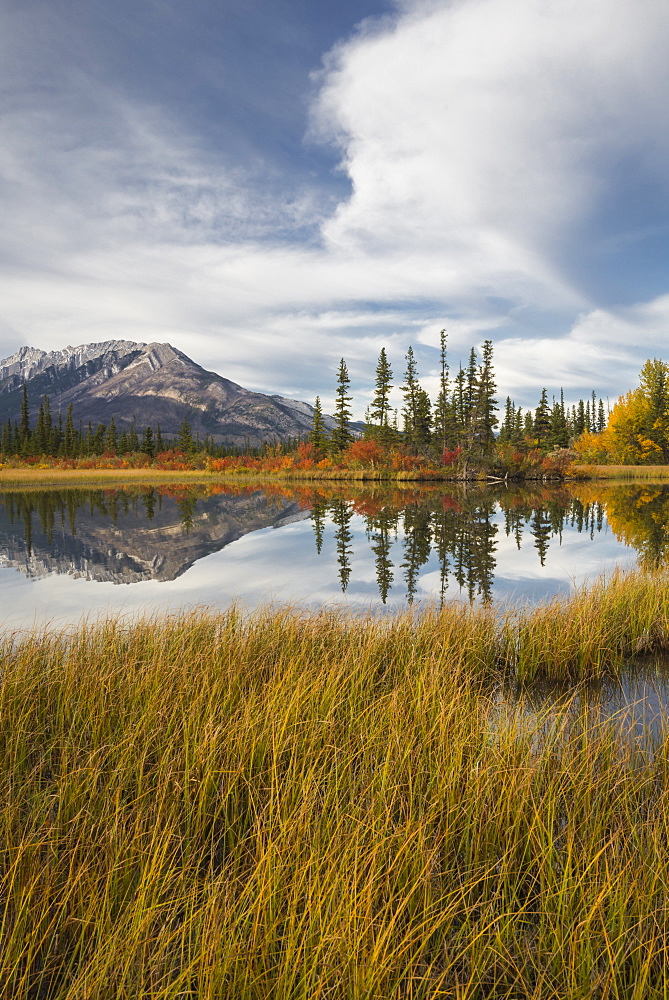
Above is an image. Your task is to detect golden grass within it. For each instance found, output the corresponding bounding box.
[3,576,669,997]
[575,464,669,480]
[0,467,218,489]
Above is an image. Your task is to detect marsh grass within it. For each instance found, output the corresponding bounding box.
[576,464,669,480]
[3,577,669,997]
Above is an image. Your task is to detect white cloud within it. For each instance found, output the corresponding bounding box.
[0,0,668,413]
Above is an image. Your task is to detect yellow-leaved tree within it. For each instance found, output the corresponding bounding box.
[574,359,669,464]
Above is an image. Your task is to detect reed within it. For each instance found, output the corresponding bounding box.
[2,577,669,997]
[576,464,669,480]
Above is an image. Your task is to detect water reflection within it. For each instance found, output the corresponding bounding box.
[311,486,612,605]
[0,480,661,607]
[497,656,669,751]
[0,485,309,584]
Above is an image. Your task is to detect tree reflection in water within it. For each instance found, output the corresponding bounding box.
[3,481,669,603]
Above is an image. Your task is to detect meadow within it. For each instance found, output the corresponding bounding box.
[2,570,669,998]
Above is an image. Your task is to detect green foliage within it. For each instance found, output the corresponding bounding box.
[367,348,396,446]
[331,358,353,453]
[309,395,329,455]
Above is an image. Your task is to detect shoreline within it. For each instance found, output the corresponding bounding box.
[2,462,669,488]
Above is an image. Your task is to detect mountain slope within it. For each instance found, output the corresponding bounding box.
[0,340,338,447]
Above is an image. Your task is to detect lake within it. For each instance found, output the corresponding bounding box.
[0,478,665,631]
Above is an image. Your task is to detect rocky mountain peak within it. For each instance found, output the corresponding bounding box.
[0,339,334,447]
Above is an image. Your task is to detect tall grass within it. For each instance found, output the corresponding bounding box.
[576,464,669,480]
[3,578,669,997]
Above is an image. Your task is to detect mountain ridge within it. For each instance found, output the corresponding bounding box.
[0,340,340,447]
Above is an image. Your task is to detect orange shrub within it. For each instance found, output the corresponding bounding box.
[344,439,385,466]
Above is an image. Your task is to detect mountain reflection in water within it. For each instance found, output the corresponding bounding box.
[0,481,664,608]
[0,486,309,585]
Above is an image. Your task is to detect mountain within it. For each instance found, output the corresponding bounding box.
[0,340,343,447]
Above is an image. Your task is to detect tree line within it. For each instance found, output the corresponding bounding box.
[0,386,303,460]
[313,332,607,466]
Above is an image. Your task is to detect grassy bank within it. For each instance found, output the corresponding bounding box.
[3,573,669,998]
[0,467,222,488]
[576,463,669,480]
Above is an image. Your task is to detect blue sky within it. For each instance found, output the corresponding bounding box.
[1,0,669,417]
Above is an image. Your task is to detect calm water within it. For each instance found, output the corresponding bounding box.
[0,479,666,631]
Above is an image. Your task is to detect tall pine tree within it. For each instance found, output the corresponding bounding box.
[331,359,353,453]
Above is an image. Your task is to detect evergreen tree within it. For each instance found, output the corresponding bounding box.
[474,339,497,454]
[141,425,155,458]
[498,397,515,444]
[309,396,329,455]
[368,348,395,445]
[401,346,426,453]
[1,418,11,455]
[597,398,606,433]
[52,412,63,455]
[105,417,118,453]
[434,329,456,453]
[414,387,432,452]
[176,416,195,454]
[639,359,669,459]
[453,366,466,438]
[63,404,77,457]
[34,401,46,454]
[155,423,164,453]
[549,389,569,449]
[128,419,139,452]
[331,359,353,453]
[523,409,535,438]
[91,424,106,454]
[464,347,478,425]
[534,389,551,446]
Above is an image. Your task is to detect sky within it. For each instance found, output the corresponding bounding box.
[1,0,669,418]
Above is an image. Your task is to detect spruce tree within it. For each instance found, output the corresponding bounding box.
[176,416,195,454]
[401,346,422,453]
[464,348,479,425]
[1,419,11,455]
[331,359,353,453]
[35,402,46,454]
[309,396,329,455]
[534,389,551,447]
[414,387,432,452]
[475,339,497,454]
[105,417,118,453]
[141,425,155,458]
[63,404,77,457]
[498,397,515,444]
[128,419,139,452]
[453,366,466,440]
[368,348,394,445]
[434,329,454,452]
[548,389,569,449]
[597,398,606,433]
